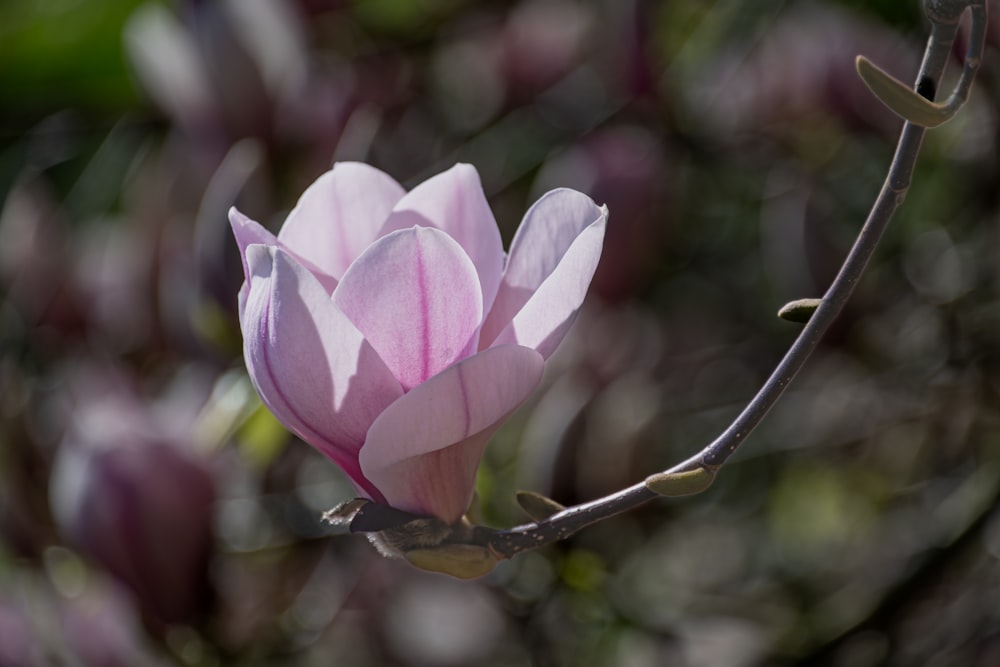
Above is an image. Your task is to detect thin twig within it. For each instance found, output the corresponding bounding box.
[327,0,988,568]
[474,0,987,560]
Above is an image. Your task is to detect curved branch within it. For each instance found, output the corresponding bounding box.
[476,0,987,561]
[328,0,989,569]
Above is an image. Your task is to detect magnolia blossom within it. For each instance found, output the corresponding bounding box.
[231,163,606,523]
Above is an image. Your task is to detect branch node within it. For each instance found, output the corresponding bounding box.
[516,490,567,521]
[856,56,958,127]
[778,298,823,323]
[924,0,977,25]
[645,467,716,497]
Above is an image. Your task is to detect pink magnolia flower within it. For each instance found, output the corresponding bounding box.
[231,163,606,523]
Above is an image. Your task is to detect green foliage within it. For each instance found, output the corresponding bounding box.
[237,402,290,470]
[351,0,464,38]
[0,0,147,109]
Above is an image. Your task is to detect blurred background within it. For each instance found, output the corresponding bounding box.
[2,0,1000,665]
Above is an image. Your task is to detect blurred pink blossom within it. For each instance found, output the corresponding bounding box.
[231,162,606,522]
[689,5,919,138]
[50,367,217,630]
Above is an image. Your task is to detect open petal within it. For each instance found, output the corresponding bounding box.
[332,227,483,391]
[480,189,606,347]
[360,345,544,522]
[277,162,406,280]
[487,201,607,358]
[379,164,504,311]
[242,245,402,497]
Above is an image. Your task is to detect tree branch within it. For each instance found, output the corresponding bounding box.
[327,0,988,574]
[480,0,987,560]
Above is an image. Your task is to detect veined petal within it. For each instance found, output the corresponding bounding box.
[278,162,406,280]
[332,227,483,391]
[379,164,504,311]
[242,245,402,497]
[360,345,544,522]
[480,189,606,347]
[487,196,607,358]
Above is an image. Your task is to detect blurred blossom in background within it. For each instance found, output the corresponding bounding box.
[1,0,1000,665]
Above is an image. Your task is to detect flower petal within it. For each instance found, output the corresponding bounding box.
[482,189,607,357]
[230,206,277,280]
[277,162,406,280]
[230,206,338,297]
[379,164,504,311]
[231,207,279,318]
[242,245,402,497]
[332,227,483,391]
[360,345,544,522]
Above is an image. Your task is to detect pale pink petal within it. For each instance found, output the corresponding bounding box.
[480,189,606,346]
[360,345,544,522]
[379,164,504,311]
[230,207,277,281]
[332,227,483,391]
[487,194,607,358]
[242,245,402,497]
[231,207,279,319]
[230,206,338,296]
[277,162,406,280]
